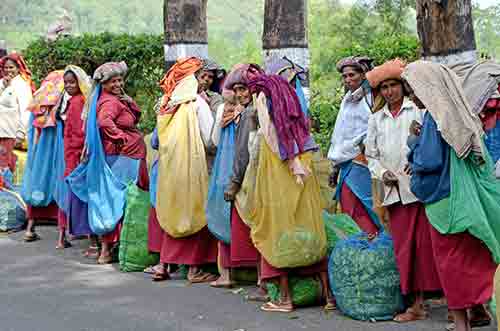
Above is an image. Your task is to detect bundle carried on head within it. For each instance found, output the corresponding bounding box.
[366,59,406,113]
[336,55,374,74]
[223,63,264,90]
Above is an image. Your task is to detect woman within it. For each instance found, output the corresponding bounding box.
[67,62,148,264]
[22,70,66,243]
[364,59,441,322]
[327,56,380,235]
[0,54,33,183]
[151,57,218,282]
[58,65,93,251]
[404,60,500,331]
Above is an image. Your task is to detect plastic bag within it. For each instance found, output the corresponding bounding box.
[156,102,208,238]
[13,150,27,186]
[329,232,404,321]
[312,152,336,213]
[206,123,236,243]
[267,276,322,307]
[0,186,26,232]
[323,211,361,254]
[247,140,327,268]
[119,184,159,272]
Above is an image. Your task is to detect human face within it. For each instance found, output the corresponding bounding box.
[63,72,81,96]
[403,80,426,110]
[233,84,251,106]
[3,59,20,78]
[380,79,404,108]
[197,70,215,92]
[342,66,364,92]
[102,75,124,95]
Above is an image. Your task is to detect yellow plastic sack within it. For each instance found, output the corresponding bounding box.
[156,102,208,238]
[248,140,327,269]
[311,152,336,213]
[494,265,500,326]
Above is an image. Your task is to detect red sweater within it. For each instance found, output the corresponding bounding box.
[64,94,86,177]
[96,91,146,159]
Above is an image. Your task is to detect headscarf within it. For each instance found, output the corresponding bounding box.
[201,58,226,93]
[159,57,202,113]
[92,61,128,84]
[28,70,65,128]
[223,63,264,90]
[336,56,374,74]
[265,56,307,84]
[0,52,36,92]
[64,65,92,101]
[366,59,406,112]
[248,73,311,160]
[402,60,485,160]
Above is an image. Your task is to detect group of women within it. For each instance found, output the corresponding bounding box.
[1,51,500,330]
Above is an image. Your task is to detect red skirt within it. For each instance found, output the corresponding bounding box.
[0,138,17,172]
[387,202,441,295]
[159,226,218,265]
[430,225,496,309]
[260,258,328,282]
[102,158,149,244]
[148,207,163,253]
[230,207,259,268]
[27,202,58,221]
[340,183,379,235]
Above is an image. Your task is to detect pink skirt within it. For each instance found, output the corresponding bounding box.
[0,138,17,172]
[430,225,496,309]
[147,207,163,253]
[387,202,441,294]
[159,226,218,266]
[340,183,379,235]
[230,207,259,268]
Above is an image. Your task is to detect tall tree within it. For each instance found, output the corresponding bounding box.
[262,0,310,99]
[164,0,208,70]
[416,0,477,65]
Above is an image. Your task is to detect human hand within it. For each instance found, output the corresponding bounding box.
[224,182,241,201]
[329,166,340,188]
[382,170,398,186]
[410,120,422,136]
[403,164,412,176]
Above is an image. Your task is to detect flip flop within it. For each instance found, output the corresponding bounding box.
[324,302,337,311]
[56,240,72,249]
[152,271,170,282]
[97,254,113,265]
[188,272,218,284]
[209,280,235,288]
[261,301,294,313]
[394,308,428,323]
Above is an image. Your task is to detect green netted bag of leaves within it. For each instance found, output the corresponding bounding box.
[267,276,322,307]
[323,211,361,254]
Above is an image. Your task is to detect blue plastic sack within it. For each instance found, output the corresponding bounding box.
[329,232,404,321]
[53,121,70,214]
[66,85,139,235]
[21,114,59,207]
[206,123,235,243]
[485,120,500,163]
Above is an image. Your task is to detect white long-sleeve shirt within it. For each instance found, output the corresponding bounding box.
[0,75,32,139]
[365,97,423,206]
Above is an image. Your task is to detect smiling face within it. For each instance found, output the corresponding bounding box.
[102,75,124,95]
[233,84,251,106]
[63,71,81,96]
[380,79,404,108]
[403,80,426,110]
[3,59,20,78]
[197,70,215,92]
[342,66,364,92]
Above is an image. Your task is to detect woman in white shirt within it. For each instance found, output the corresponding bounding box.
[365,59,441,323]
[0,53,33,175]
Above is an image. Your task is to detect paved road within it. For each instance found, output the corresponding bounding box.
[0,226,496,331]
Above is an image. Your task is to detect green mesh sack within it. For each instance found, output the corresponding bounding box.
[323,211,361,254]
[119,184,159,272]
[267,276,322,307]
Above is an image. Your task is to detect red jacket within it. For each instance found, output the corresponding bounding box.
[64,94,86,177]
[96,91,146,159]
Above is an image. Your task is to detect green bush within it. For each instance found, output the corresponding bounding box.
[23,32,164,133]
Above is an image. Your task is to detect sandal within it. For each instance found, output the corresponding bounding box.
[56,240,72,249]
[394,308,428,323]
[24,232,40,242]
[324,301,337,311]
[209,279,235,288]
[188,271,218,284]
[144,265,163,274]
[152,271,170,282]
[261,301,294,313]
[97,254,113,265]
[469,305,492,328]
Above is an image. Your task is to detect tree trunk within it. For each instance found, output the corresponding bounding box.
[262,0,310,100]
[163,0,208,70]
[416,0,477,66]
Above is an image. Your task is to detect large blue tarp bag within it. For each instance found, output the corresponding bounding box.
[206,122,235,244]
[329,231,404,321]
